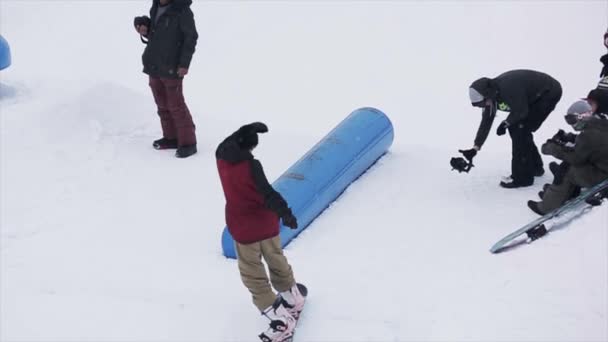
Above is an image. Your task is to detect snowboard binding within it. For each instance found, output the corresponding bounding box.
[585,188,608,207]
[526,224,548,241]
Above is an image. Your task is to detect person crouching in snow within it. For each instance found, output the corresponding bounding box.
[216,122,305,342]
[528,103,608,215]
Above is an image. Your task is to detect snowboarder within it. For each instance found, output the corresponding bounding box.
[459,70,562,188]
[528,107,608,215]
[216,122,306,342]
[134,0,198,158]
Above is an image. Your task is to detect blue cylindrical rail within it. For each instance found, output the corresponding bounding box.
[222,107,394,258]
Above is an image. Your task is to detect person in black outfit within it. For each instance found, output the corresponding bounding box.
[134,0,199,158]
[587,87,608,118]
[600,29,608,78]
[459,70,562,188]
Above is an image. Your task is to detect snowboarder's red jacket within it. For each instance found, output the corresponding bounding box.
[216,129,291,244]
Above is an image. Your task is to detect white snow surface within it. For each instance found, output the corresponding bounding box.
[1,1,607,341]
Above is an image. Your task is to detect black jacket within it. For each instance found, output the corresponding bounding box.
[141,0,198,78]
[471,70,560,147]
[215,126,293,222]
[601,54,608,78]
[542,118,608,175]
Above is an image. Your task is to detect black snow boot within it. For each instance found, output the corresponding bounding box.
[500,178,534,189]
[175,144,197,158]
[153,137,178,150]
[527,200,545,216]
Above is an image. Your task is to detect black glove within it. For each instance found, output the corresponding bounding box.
[133,15,151,29]
[496,120,509,136]
[282,210,298,229]
[551,129,567,142]
[458,148,477,162]
[541,140,561,156]
[551,129,577,145]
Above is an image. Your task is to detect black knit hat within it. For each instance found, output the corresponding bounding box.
[587,88,608,115]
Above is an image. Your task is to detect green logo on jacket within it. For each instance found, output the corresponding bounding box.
[498,102,511,112]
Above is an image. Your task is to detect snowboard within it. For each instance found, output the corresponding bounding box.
[490,178,608,254]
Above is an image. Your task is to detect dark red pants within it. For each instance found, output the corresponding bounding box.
[149,77,197,146]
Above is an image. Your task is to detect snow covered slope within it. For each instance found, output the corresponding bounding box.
[1,1,606,341]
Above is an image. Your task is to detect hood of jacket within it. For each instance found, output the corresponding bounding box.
[470,77,499,101]
[215,140,254,164]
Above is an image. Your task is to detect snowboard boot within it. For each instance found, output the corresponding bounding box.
[279,283,306,319]
[500,178,533,189]
[258,298,295,342]
[175,144,197,158]
[527,200,545,216]
[572,186,581,199]
[153,137,178,150]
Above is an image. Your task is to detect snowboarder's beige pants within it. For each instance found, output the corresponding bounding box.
[235,235,295,311]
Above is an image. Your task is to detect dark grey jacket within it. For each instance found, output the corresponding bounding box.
[471,70,560,147]
[141,0,198,78]
[542,118,608,176]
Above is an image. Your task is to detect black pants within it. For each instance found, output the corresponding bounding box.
[508,84,562,183]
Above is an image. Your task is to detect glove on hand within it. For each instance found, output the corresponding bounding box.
[282,210,298,229]
[458,148,477,162]
[552,129,567,142]
[133,16,151,28]
[541,140,561,156]
[496,120,509,136]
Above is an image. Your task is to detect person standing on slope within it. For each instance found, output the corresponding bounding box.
[600,28,608,78]
[459,70,562,188]
[134,0,199,158]
[216,122,306,342]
